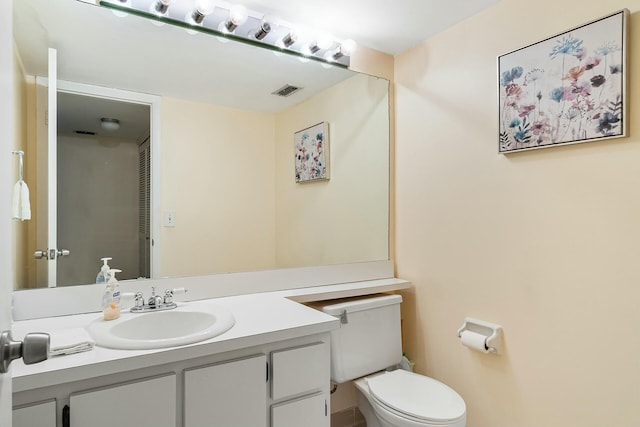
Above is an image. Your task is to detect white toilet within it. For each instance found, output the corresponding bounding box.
[315,294,466,427]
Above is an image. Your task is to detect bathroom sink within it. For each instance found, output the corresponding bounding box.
[87,302,235,350]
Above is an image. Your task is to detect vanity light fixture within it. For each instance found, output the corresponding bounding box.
[101,118,120,131]
[189,0,215,25]
[219,4,248,33]
[150,0,173,16]
[99,0,355,67]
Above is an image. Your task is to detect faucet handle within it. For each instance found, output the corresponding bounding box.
[134,292,145,307]
[163,288,187,304]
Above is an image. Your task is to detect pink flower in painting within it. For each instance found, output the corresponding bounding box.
[505,83,523,98]
[561,87,577,102]
[531,119,550,136]
[518,104,536,117]
[584,56,601,70]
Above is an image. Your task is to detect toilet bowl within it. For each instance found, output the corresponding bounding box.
[311,294,467,427]
[353,370,466,427]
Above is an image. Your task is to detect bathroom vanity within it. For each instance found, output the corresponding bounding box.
[10,261,410,427]
[12,294,338,427]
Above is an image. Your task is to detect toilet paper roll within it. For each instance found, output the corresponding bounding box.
[460,330,490,353]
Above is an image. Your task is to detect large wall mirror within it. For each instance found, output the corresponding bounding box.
[12,0,390,290]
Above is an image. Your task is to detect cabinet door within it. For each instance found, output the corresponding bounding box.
[13,400,56,427]
[272,393,328,427]
[185,354,267,427]
[70,374,176,427]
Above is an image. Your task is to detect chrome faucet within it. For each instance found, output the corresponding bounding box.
[130,287,187,313]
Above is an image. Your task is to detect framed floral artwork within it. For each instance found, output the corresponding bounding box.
[294,122,329,183]
[498,10,628,153]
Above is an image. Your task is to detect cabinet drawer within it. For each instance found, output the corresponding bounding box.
[271,341,329,400]
[272,393,328,427]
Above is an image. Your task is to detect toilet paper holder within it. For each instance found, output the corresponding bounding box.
[457,317,503,354]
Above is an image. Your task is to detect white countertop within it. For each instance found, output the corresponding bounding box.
[12,278,411,393]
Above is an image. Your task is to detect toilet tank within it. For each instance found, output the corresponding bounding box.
[311,294,403,383]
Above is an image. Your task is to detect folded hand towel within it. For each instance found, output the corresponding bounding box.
[49,328,95,356]
[12,180,31,221]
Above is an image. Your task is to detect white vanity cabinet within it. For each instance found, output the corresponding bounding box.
[13,333,331,427]
[184,354,268,427]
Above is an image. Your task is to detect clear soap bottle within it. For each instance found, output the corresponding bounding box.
[96,257,112,284]
[101,268,122,321]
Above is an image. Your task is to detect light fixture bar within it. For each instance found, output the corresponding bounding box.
[97,0,354,68]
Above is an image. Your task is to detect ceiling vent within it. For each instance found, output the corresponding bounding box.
[271,84,302,97]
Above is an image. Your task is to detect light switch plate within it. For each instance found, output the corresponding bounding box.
[164,211,176,227]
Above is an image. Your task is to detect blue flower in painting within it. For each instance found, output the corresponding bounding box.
[596,112,620,135]
[610,64,622,74]
[550,87,564,103]
[500,66,524,87]
[509,118,521,128]
[595,41,620,56]
[549,35,584,59]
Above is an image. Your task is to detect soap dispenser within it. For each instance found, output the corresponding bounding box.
[96,257,113,284]
[102,268,122,321]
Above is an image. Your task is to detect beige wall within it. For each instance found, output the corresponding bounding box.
[274,74,390,268]
[160,97,277,277]
[395,1,640,426]
[57,134,140,284]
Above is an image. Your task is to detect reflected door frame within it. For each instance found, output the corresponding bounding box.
[36,79,162,285]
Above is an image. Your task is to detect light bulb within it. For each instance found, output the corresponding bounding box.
[196,0,216,15]
[229,4,248,25]
[316,32,333,50]
[251,15,277,40]
[188,0,215,25]
[221,4,247,33]
[278,28,299,48]
[339,39,357,56]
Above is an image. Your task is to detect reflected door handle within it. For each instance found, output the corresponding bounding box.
[57,249,70,257]
[0,331,50,374]
[34,248,70,260]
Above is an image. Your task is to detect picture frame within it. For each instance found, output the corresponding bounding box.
[294,122,330,183]
[498,10,628,154]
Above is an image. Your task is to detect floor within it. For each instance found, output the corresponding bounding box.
[331,406,366,427]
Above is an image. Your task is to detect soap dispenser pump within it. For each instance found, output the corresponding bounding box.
[102,268,122,321]
[96,257,113,284]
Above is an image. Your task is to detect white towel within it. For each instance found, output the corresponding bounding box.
[12,180,31,221]
[49,328,95,356]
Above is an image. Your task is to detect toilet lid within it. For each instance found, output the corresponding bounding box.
[366,370,466,423]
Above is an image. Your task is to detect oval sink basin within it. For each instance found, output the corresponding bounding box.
[87,303,235,350]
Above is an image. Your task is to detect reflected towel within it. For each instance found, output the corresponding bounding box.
[12,180,31,221]
[49,328,95,356]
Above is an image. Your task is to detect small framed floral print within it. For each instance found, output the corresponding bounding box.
[498,10,628,153]
[294,122,329,183]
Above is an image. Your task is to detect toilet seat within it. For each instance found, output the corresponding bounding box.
[366,370,466,425]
